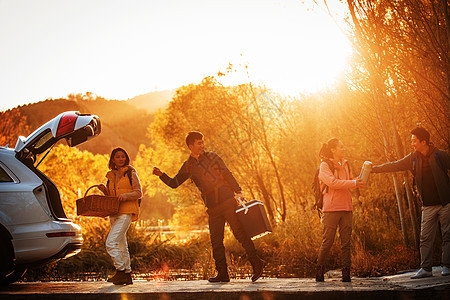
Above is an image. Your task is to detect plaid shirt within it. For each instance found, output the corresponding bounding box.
[160,151,241,208]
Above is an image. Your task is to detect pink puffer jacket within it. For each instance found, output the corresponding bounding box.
[318,159,357,212]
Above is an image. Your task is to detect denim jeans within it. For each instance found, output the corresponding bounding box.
[420,203,450,271]
[207,198,257,271]
[106,213,132,272]
[317,211,353,268]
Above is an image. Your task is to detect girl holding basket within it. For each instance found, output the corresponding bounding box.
[98,147,142,285]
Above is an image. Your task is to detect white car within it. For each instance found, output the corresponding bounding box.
[0,111,101,285]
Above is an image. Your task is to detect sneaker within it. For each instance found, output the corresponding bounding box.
[315,265,324,282]
[442,266,450,276]
[410,268,432,279]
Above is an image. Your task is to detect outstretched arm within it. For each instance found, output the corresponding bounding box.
[371,153,412,174]
[319,162,363,189]
[153,164,190,188]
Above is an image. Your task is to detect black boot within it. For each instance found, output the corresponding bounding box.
[342,267,351,282]
[316,265,324,282]
[107,269,122,282]
[112,271,133,285]
[250,256,265,282]
[208,267,230,283]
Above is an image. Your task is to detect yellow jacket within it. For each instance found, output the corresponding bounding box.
[106,165,142,221]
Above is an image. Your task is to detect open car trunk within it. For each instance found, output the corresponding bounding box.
[14,111,101,221]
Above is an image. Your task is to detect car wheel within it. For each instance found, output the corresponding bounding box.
[0,237,27,285]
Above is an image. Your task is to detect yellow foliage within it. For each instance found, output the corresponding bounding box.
[0,108,30,147]
[38,144,109,218]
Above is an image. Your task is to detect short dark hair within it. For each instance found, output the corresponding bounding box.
[185,131,203,147]
[411,127,430,145]
[108,147,130,170]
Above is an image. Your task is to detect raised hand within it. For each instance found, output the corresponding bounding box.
[153,167,163,176]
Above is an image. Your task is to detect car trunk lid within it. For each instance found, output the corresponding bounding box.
[14,111,101,162]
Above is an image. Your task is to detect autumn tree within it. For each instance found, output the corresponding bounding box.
[0,108,29,147]
[38,144,109,217]
[314,0,449,249]
[135,75,294,226]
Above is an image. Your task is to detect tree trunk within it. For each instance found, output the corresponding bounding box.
[249,86,287,222]
[403,173,420,251]
[439,0,450,99]
[256,173,276,227]
[347,0,410,247]
[386,94,420,250]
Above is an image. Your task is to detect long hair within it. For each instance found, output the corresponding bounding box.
[108,147,130,170]
[319,138,340,160]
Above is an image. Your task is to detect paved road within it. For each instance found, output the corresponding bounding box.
[1,268,449,299]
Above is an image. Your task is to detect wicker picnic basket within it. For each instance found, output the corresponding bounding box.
[76,185,120,217]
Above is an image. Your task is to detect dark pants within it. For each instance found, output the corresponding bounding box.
[317,211,353,268]
[207,198,257,271]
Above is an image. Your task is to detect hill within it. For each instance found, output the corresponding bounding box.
[127,90,173,113]
[3,94,162,159]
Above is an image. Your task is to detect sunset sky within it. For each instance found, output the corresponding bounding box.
[0,0,351,112]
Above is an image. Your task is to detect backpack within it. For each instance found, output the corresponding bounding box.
[312,159,334,218]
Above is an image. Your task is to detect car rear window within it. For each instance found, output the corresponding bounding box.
[0,165,14,182]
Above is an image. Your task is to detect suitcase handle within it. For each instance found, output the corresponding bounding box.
[236,196,249,214]
[83,185,102,199]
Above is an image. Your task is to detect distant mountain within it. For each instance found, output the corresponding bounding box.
[5,95,167,159]
[2,91,173,158]
[127,90,173,113]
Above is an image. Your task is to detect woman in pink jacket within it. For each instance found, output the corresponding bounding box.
[315,138,364,282]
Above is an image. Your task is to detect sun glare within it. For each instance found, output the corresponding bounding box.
[0,0,352,110]
[207,4,352,96]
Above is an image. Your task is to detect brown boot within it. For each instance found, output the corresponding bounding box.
[112,271,133,285]
[342,267,351,282]
[208,267,230,282]
[316,265,324,282]
[107,269,123,282]
[250,256,265,282]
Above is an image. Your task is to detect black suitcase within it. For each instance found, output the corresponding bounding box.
[236,199,272,240]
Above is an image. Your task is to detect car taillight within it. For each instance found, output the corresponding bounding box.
[46,232,76,238]
[56,112,78,138]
